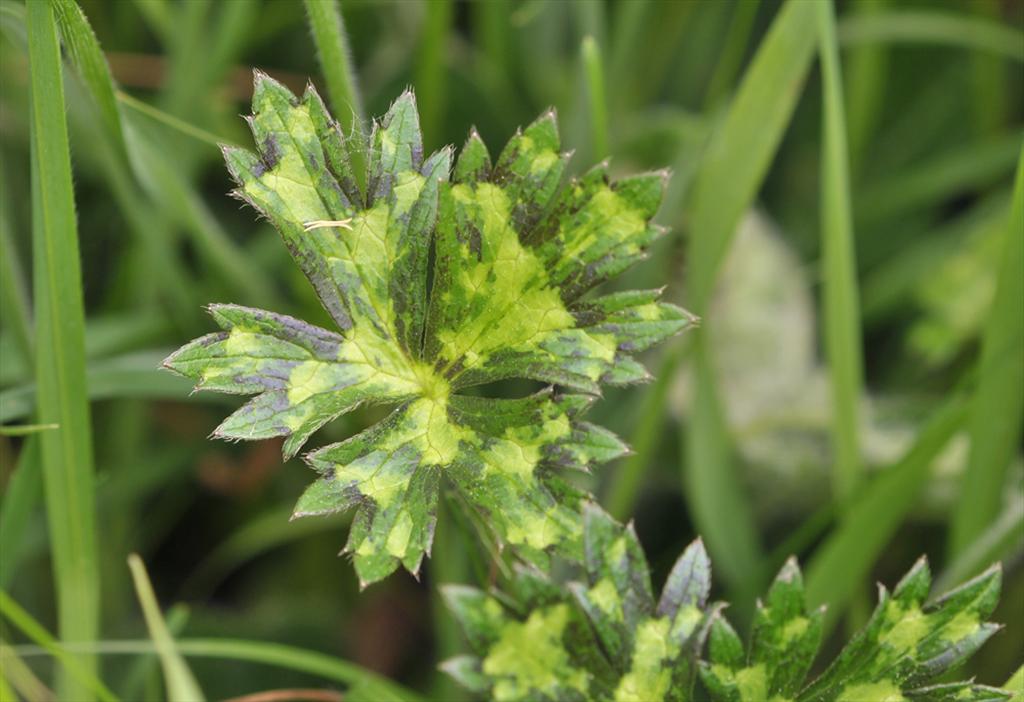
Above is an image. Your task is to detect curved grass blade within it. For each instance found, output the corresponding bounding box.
[703,0,762,109]
[0,592,117,702]
[50,0,125,149]
[805,396,968,630]
[687,0,819,310]
[127,555,205,702]
[119,606,189,702]
[115,90,231,148]
[0,637,53,702]
[838,10,1024,61]
[938,496,1023,593]
[11,639,424,702]
[43,0,273,314]
[845,0,891,178]
[27,1,99,696]
[949,146,1024,557]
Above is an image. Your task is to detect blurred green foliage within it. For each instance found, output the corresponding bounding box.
[0,0,1021,699]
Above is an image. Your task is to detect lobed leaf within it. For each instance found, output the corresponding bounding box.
[164,75,693,584]
[444,505,713,702]
[702,556,1008,702]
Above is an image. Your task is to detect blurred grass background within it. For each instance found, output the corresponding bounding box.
[0,0,1022,699]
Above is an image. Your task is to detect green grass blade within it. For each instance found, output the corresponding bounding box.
[50,0,125,149]
[80,121,197,331]
[0,665,14,702]
[50,0,247,316]
[608,0,649,113]
[580,35,609,162]
[683,0,819,602]
[948,146,1024,557]
[158,0,210,118]
[119,605,189,702]
[116,91,231,148]
[969,0,1007,136]
[10,639,423,702]
[805,396,968,630]
[131,133,273,309]
[684,339,762,607]
[0,350,207,424]
[414,0,452,148]
[0,173,32,365]
[127,555,205,702]
[27,1,100,697]
[0,439,41,588]
[54,0,247,273]
[845,0,890,178]
[817,0,865,503]
[0,637,53,702]
[174,640,425,702]
[838,9,1024,61]
[687,0,819,311]
[937,496,1023,593]
[302,0,365,134]
[301,0,367,193]
[428,496,472,702]
[703,0,762,109]
[0,592,118,702]
[762,501,836,581]
[473,0,512,86]
[206,0,257,89]
[130,0,171,43]
[8,0,199,329]
[1,313,169,386]
[0,423,58,436]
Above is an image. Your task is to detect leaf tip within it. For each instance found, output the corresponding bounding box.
[778,555,802,582]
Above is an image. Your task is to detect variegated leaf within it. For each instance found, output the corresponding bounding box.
[163,75,693,585]
[701,557,1008,702]
[444,505,713,702]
